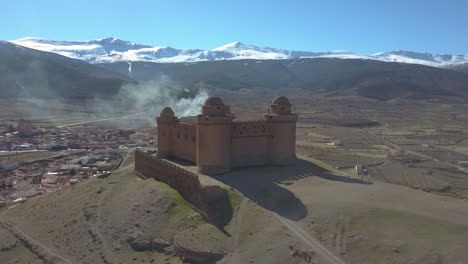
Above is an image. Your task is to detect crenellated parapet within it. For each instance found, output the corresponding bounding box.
[231,120,270,137]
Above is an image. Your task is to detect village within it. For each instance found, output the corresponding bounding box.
[0,119,154,208]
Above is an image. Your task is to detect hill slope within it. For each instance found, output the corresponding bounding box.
[0,155,304,264]
[446,63,468,74]
[100,58,468,100]
[0,41,134,99]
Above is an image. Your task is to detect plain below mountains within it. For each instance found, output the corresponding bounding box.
[100,58,468,101]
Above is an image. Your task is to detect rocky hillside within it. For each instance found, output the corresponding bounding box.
[0,155,303,264]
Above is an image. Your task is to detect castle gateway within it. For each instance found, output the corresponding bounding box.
[156,96,297,175]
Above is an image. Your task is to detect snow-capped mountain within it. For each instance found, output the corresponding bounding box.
[373,51,468,67]
[10,37,468,67]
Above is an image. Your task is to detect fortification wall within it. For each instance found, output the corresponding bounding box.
[171,122,197,162]
[135,151,203,206]
[231,120,270,167]
[231,120,270,137]
[134,151,232,226]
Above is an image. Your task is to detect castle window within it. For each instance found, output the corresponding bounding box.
[217,106,220,110]
[162,132,166,136]
[185,135,188,140]
[177,132,180,138]
[192,137,196,143]
[281,107,284,111]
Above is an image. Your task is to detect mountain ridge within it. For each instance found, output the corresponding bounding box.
[0,40,134,98]
[10,37,468,67]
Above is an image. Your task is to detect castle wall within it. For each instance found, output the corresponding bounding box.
[170,122,197,163]
[134,151,232,226]
[155,96,297,174]
[135,151,203,207]
[231,120,270,167]
[231,137,269,167]
[265,115,298,164]
[197,117,233,175]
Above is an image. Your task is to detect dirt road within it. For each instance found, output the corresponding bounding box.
[273,213,346,264]
[0,210,74,264]
[57,111,148,128]
[364,128,467,172]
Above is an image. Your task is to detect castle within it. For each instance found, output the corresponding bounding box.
[156,96,297,174]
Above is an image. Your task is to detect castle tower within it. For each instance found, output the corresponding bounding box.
[196,97,234,175]
[264,96,298,164]
[156,107,176,159]
[17,119,33,137]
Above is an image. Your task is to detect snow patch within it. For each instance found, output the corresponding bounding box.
[9,37,468,67]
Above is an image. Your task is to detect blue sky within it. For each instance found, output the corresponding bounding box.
[3,0,467,54]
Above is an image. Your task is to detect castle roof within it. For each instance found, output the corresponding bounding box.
[160,107,174,115]
[272,96,290,105]
[204,96,224,106]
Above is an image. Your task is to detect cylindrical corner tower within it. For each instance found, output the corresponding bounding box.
[156,107,175,159]
[196,97,234,175]
[264,96,298,165]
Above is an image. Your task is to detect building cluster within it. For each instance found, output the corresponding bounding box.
[0,120,152,152]
[0,149,122,205]
[0,119,153,206]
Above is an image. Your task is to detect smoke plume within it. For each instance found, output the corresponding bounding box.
[111,77,209,125]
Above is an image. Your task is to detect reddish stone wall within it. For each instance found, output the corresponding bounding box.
[231,120,270,167]
[231,120,270,137]
[231,136,269,167]
[171,122,197,162]
[135,151,203,207]
[134,151,232,226]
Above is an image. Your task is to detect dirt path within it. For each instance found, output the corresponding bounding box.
[89,152,131,264]
[57,111,148,128]
[217,197,247,264]
[1,199,75,264]
[117,150,131,170]
[272,213,346,264]
[0,220,73,264]
[231,198,247,249]
[334,216,347,256]
[89,186,115,264]
[0,151,132,264]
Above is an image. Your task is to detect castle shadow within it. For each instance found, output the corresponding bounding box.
[213,158,371,221]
